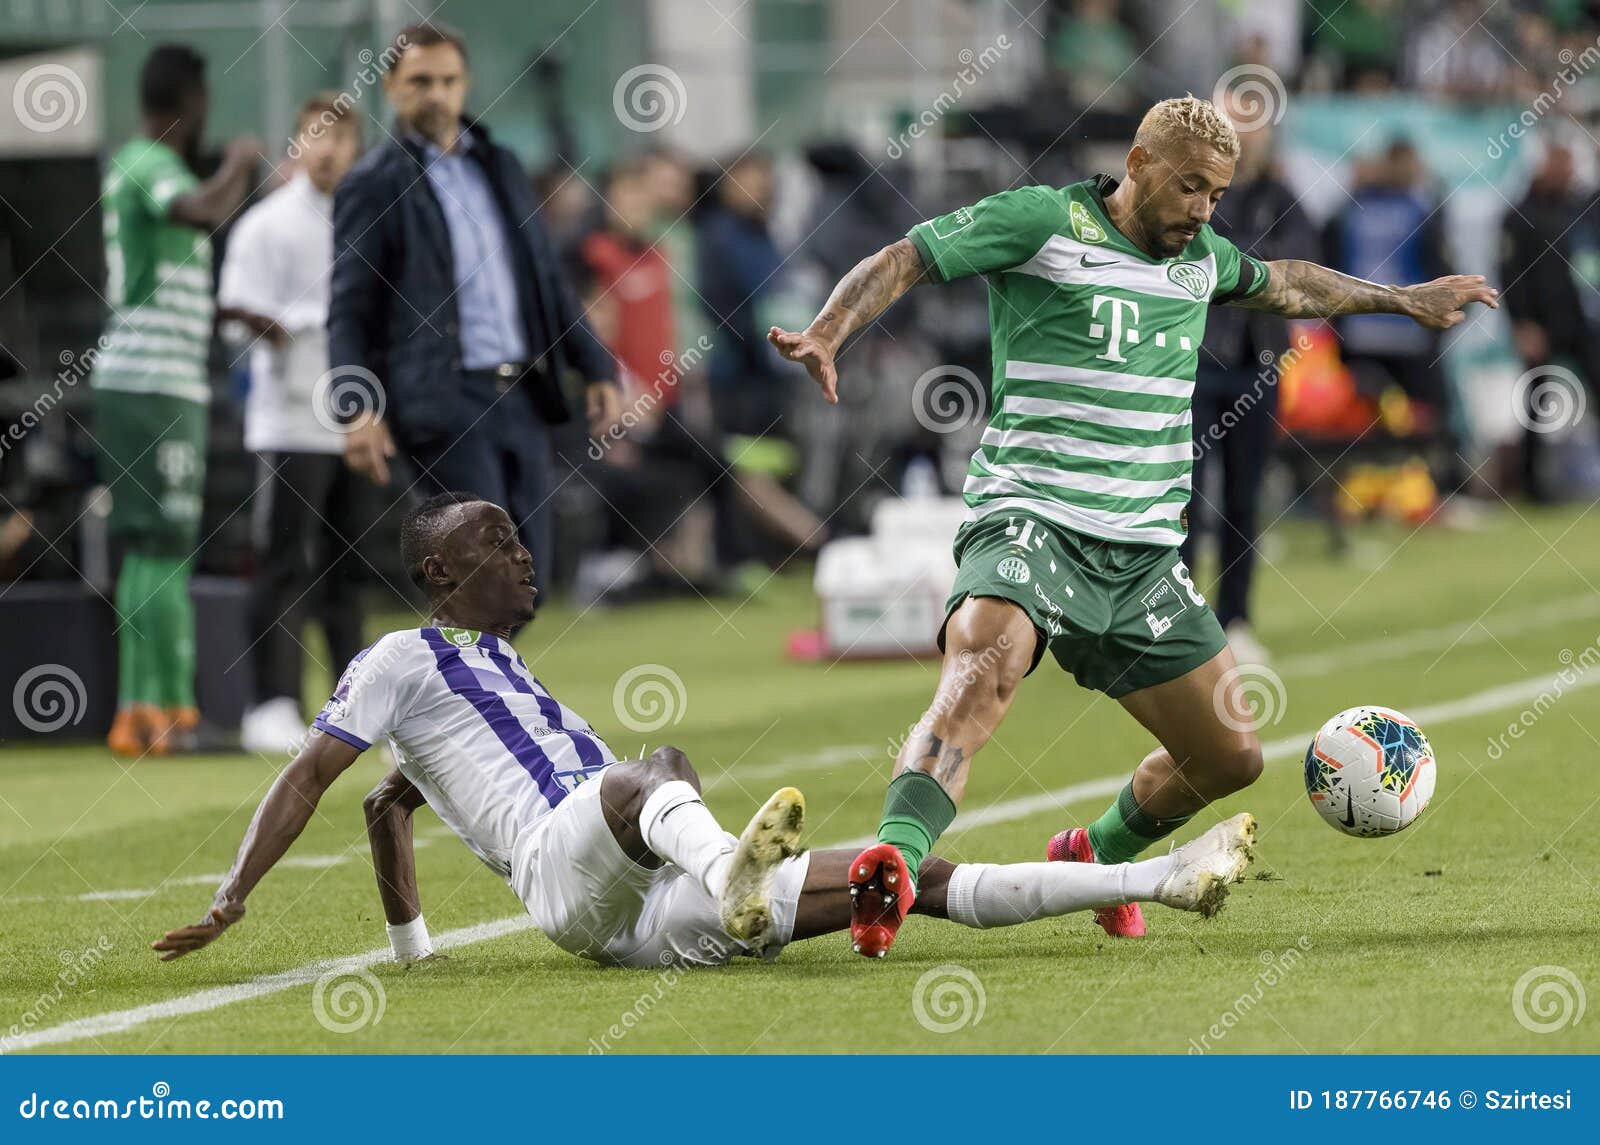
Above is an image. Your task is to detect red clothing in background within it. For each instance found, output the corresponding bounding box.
[581,230,679,406]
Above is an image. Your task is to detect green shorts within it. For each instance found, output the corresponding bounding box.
[940,511,1226,698]
[94,388,207,554]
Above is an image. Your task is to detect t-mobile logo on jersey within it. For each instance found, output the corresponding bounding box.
[1089,295,1194,364]
[1089,295,1140,363]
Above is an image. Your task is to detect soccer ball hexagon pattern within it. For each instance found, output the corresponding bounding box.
[1303,705,1437,837]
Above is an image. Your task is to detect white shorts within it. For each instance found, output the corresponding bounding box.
[509,773,811,968]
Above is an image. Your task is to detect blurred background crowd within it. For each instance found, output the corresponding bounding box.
[2,0,1599,745]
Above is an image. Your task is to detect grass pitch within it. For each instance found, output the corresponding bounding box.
[3,505,1599,1054]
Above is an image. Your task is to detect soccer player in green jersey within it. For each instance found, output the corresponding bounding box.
[769,95,1499,956]
[97,45,258,756]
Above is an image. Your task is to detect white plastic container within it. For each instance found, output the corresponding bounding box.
[813,497,966,658]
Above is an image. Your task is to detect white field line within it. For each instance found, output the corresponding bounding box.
[0,916,536,1054]
[10,593,1590,908]
[705,743,875,788]
[7,662,1593,1054]
[1,840,442,906]
[0,751,871,908]
[840,663,1600,850]
[1271,592,1600,677]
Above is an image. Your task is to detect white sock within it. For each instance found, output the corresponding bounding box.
[638,780,734,899]
[943,854,1177,928]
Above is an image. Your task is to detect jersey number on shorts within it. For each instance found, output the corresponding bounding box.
[1005,517,1045,551]
[1172,560,1207,608]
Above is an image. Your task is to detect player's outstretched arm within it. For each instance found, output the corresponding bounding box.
[1231,260,1499,329]
[152,731,362,961]
[363,770,437,962]
[767,237,929,404]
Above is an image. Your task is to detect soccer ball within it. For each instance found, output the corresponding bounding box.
[1303,705,1436,837]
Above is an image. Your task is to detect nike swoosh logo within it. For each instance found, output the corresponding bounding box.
[1079,255,1119,268]
[1342,789,1357,829]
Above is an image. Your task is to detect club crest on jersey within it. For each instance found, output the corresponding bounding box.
[996,556,1031,585]
[1167,262,1210,299]
[1070,200,1106,244]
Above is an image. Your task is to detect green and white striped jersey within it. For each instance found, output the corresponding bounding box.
[94,138,213,404]
[906,174,1269,548]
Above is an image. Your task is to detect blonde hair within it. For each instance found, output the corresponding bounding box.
[1134,95,1240,161]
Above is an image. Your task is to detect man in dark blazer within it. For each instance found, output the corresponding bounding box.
[328,21,619,597]
[1499,140,1600,502]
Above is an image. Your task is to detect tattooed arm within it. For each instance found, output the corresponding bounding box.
[1231,260,1499,329]
[766,237,930,403]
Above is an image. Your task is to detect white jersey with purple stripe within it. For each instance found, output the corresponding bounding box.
[313,626,618,877]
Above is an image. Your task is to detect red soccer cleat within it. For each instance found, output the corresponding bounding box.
[848,842,915,958]
[1046,827,1146,937]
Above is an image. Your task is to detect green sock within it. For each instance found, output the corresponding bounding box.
[145,554,195,708]
[876,771,958,886]
[115,555,157,707]
[1085,782,1193,865]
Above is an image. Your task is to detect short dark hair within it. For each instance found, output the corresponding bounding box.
[140,44,207,116]
[386,21,469,71]
[400,491,483,593]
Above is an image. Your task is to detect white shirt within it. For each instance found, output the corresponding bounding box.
[218,171,341,454]
[313,627,618,877]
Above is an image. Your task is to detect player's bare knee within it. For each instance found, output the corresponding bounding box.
[945,602,1032,704]
[599,763,649,825]
[1215,737,1264,793]
[953,662,1016,722]
[644,744,702,792]
[992,657,1026,705]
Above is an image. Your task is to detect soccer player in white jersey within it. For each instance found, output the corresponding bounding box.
[155,493,1260,969]
[768,95,1499,956]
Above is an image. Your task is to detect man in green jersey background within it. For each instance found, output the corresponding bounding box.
[96,45,259,756]
[769,95,1499,956]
